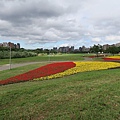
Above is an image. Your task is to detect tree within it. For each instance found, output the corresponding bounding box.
[44,49,49,54]
[34,48,43,55]
[106,46,119,55]
[90,44,102,56]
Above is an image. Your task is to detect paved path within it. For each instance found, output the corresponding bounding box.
[0,57,93,71]
[84,57,93,61]
[0,62,48,71]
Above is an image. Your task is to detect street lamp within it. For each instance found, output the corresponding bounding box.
[9,46,11,69]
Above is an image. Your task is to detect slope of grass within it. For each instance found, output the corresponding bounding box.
[0,53,88,65]
[0,68,120,120]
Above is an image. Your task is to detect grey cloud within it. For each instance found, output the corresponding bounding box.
[0,0,65,25]
[0,0,120,47]
[92,18,120,38]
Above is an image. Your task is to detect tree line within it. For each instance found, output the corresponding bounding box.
[90,44,120,55]
[0,47,37,59]
[0,44,120,59]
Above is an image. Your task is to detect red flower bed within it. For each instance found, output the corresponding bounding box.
[0,62,76,85]
[103,58,120,61]
[88,56,96,58]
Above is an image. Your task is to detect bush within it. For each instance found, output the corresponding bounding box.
[0,51,37,59]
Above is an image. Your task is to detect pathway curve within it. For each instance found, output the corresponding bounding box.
[0,62,49,71]
[0,57,92,71]
[84,57,93,61]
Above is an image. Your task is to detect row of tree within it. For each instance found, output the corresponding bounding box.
[0,51,37,59]
[90,44,120,55]
[0,44,120,59]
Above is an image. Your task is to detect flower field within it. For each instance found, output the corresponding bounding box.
[0,62,75,85]
[103,56,120,61]
[34,61,120,80]
[0,61,120,85]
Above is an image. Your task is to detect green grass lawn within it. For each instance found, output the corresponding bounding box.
[0,53,92,65]
[0,68,120,120]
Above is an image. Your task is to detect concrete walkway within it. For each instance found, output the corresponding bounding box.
[0,57,93,71]
[0,62,47,71]
[84,57,93,61]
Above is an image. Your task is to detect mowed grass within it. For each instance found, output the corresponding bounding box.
[0,68,120,120]
[0,53,88,65]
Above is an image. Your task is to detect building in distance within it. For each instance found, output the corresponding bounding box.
[0,42,20,49]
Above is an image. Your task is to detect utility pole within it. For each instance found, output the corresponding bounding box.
[48,50,50,61]
[9,46,11,70]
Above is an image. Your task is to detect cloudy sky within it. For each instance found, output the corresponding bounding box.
[0,0,120,49]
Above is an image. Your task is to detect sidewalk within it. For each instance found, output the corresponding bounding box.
[84,57,93,61]
[0,62,45,71]
[0,58,93,71]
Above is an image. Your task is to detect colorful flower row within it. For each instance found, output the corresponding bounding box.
[1,61,120,85]
[34,61,120,80]
[0,62,76,85]
[107,56,120,58]
[103,56,120,61]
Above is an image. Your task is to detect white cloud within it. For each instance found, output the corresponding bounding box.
[105,35,120,41]
[59,43,71,47]
[91,38,101,42]
[0,0,120,48]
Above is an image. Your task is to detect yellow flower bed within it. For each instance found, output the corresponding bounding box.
[34,61,120,81]
[107,56,120,58]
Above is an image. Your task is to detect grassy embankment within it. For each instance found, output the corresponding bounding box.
[0,53,90,65]
[0,64,120,120]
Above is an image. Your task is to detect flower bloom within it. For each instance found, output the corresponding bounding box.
[1,61,120,85]
[0,62,76,85]
[103,56,120,61]
[34,61,120,80]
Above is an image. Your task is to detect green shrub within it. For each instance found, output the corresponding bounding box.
[0,51,37,59]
